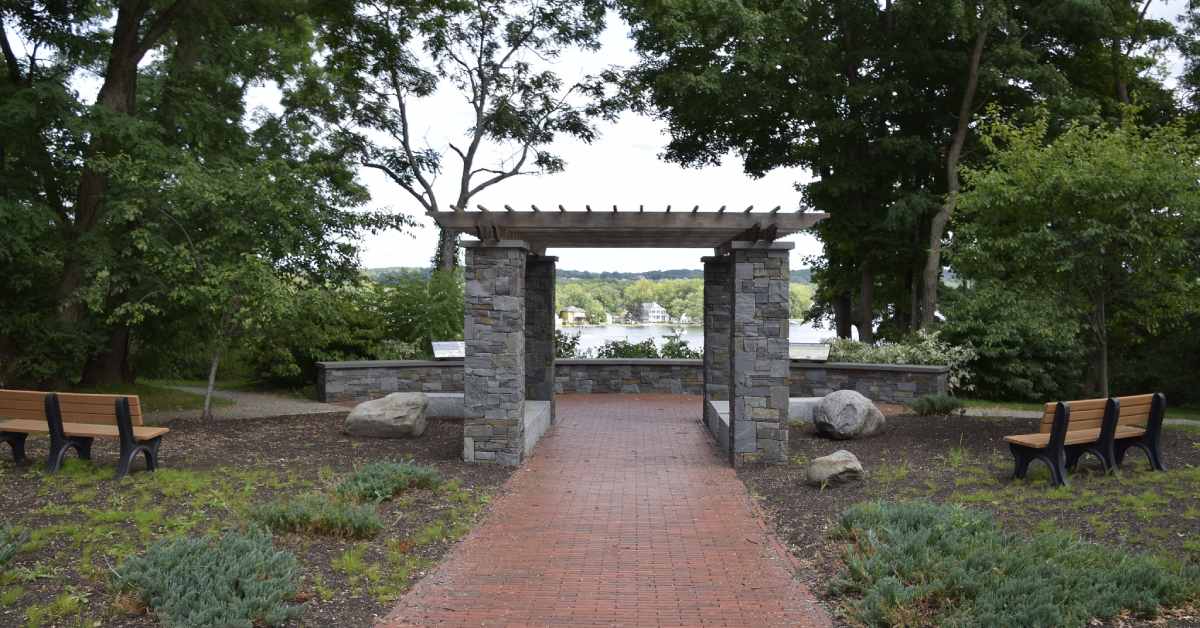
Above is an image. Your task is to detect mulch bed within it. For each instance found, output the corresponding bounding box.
[738,414,1200,626]
[0,412,512,627]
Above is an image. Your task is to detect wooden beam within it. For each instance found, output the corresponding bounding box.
[504,204,515,212]
[477,204,490,212]
[770,206,781,214]
[639,204,644,212]
[531,204,541,212]
[744,205,754,213]
[718,205,727,214]
[558,204,567,212]
[585,204,593,212]
[612,204,618,213]
[666,205,672,213]
[692,205,700,213]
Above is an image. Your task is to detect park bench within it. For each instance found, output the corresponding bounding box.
[1003,393,1167,486]
[0,390,168,479]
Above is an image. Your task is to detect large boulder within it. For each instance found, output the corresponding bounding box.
[344,392,428,438]
[814,390,885,439]
[805,450,865,486]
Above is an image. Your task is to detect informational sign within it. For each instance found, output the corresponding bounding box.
[789,342,831,362]
[431,341,466,360]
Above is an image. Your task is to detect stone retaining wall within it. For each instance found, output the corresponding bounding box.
[318,359,948,404]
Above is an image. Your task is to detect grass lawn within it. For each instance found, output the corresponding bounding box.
[0,413,510,627]
[741,415,1200,627]
[70,382,234,414]
[145,377,317,402]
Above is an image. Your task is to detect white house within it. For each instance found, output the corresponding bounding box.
[559,306,588,325]
[635,302,670,324]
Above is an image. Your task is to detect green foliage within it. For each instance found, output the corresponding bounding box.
[958,112,1200,395]
[941,283,1086,401]
[831,501,1200,627]
[384,270,465,354]
[789,283,814,320]
[827,331,976,393]
[250,495,383,539]
[660,333,702,359]
[555,330,583,359]
[336,461,442,504]
[0,525,28,567]
[594,339,661,359]
[911,394,965,417]
[116,529,302,628]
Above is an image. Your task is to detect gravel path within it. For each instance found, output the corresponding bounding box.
[146,385,346,423]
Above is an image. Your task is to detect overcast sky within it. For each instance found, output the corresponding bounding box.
[354,0,1190,273]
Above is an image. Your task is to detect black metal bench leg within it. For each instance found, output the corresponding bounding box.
[1047,455,1068,487]
[1,432,27,465]
[70,437,92,460]
[116,438,160,480]
[46,436,93,473]
[1009,444,1032,479]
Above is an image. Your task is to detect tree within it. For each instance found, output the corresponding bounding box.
[0,0,389,386]
[314,0,618,269]
[956,111,1200,396]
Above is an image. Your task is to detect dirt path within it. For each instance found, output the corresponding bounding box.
[379,394,831,628]
[147,385,346,423]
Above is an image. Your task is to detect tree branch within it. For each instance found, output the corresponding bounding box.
[0,22,21,84]
[363,160,434,213]
[386,67,439,212]
[135,0,190,59]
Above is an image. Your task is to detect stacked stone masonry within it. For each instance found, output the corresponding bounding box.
[728,244,792,465]
[317,360,948,404]
[524,256,557,412]
[462,242,528,466]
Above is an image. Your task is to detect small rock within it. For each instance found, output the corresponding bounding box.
[814,390,885,439]
[806,450,865,486]
[344,392,428,438]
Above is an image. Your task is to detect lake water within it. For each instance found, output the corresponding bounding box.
[562,321,830,354]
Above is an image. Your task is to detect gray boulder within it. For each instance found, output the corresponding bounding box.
[344,392,428,438]
[814,390,885,439]
[805,450,865,486]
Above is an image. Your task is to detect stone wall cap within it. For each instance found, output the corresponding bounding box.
[318,359,463,370]
[558,358,702,366]
[726,241,795,251]
[461,239,530,250]
[793,361,949,374]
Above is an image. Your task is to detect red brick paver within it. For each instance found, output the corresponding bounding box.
[379,394,830,628]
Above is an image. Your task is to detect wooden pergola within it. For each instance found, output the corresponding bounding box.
[433,205,827,468]
[431,205,826,250]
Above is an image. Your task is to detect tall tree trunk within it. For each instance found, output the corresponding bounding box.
[834,291,853,339]
[921,26,988,329]
[433,228,460,270]
[79,326,132,386]
[858,264,875,344]
[202,349,221,421]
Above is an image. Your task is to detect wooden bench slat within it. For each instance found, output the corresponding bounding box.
[0,407,50,421]
[0,419,168,441]
[1004,425,1145,449]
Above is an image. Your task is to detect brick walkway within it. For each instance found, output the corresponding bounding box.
[379,394,830,628]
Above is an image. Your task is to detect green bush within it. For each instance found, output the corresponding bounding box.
[595,338,660,358]
[660,333,702,359]
[0,525,28,566]
[555,330,583,358]
[828,330,976,394]
[116,529,302,628]
[831,501,1200,627]
[336,460,442,503]
[250,494,383,539]
[940,283,1085,401]
[910,394,965,416]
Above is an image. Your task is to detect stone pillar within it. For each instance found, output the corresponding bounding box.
[524,255,557,421]
[463,241,528,466]
[729,241,792,465]
[702,255,732,450]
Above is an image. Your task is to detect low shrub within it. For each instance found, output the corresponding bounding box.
[336,461,442,503]
[0,525,28,566]
[594,338,660,358]
[660,333,702,359]
[910,394,966,416]
[250,494,383,539]
[831,501,1200,627]
[116,528,302,628]
[827,330,976,394]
